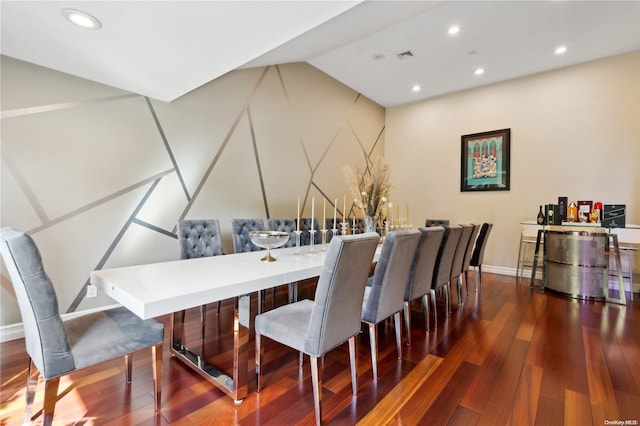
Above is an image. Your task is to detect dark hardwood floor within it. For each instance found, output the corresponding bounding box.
[2,273,639,425]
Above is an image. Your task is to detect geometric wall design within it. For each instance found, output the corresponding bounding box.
[0,56,385,326]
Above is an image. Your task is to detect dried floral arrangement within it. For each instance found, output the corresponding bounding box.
[343,157,391,218]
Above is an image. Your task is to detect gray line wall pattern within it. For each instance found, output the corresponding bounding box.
[0,56,385,326]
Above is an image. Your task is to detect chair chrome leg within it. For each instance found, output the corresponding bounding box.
[43,377,60,426]
[288,281,299,303]
[422,294,430,333]
[310,356,322,426]
[368,323,378,380]
[24,359,38,425]
[125,353,132,383]
[255,333,263,392]
[348,336,357,396]
[403,301,411,345]
[152,343,162,411]
[445,283,451,315]
[473,266,479,293]
[430,289,437,329]
[394,312,402,359]
[457,276,464,306]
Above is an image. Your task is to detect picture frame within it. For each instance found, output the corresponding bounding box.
[460,128,511,192]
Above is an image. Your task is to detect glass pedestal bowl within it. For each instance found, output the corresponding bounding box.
[249,231,290,262]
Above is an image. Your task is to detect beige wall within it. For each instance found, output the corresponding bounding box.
[0,57,385,328]
[385,51,640,276]
[2,51,638,331]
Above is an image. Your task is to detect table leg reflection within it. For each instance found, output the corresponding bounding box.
[170,293,253,403]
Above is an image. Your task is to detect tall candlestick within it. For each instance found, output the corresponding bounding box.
[323,199,326,230]
[405,204,409,226]
[311,197,315,232]
[297,196,300,232]
[333,199,337,229]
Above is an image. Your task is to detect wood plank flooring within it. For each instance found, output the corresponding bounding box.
[1,273,639,425]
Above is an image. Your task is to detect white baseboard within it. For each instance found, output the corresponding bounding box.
[0,304,122,343]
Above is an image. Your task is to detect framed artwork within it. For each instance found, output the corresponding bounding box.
[460,128,511,192]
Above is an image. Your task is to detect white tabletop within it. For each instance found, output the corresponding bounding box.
[91,245,375,320]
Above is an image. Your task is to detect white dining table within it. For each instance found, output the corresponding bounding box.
[90,243,380,402]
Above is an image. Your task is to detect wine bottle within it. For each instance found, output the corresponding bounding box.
[567,201,577,223]
[537,205,545,225]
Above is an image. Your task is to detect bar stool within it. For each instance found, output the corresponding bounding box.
[517,222,542,281]
[608,227,637,301]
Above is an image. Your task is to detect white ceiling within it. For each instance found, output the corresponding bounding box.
[2,1,639,107]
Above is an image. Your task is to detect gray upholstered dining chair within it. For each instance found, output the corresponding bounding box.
[255,232,379,426]
[460,223,481,296]
[231,218,265,253]
[267,218,297,248]
[430,225,462,329]
[450,224,474,306]
[425,219,450,227]
[469,223,494,292]
[361,230,421,380]
[403,226,445,342]
[0,227,164,426]
[177,219,224,321]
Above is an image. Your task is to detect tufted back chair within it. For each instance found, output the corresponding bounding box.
[177,219,223,258]
[231,219,265,253]
[425,219,450,227]
[177,219,224,317]
[267,218,296,248]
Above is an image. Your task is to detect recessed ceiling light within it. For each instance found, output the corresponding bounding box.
[412,85,421,93]
[61,9,102,30]
[554,46,568,55]
[448,25,461,35]
[474,68,485,76]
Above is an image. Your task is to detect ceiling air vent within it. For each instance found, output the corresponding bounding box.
[396,50,415,60]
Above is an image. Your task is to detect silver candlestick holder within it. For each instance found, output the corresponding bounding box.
[320,229,328,248]
[340,221,349,236]
[309,229,317,253]
[294,230,303,256]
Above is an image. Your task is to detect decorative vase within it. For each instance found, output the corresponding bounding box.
[364,216,377,233]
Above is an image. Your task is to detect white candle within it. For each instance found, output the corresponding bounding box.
[323,199,326,230]
[333,199,337,229]
[297,196,300,232]
[343,195,346,222]
[406,204,409,226]
[311,197,315,232]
